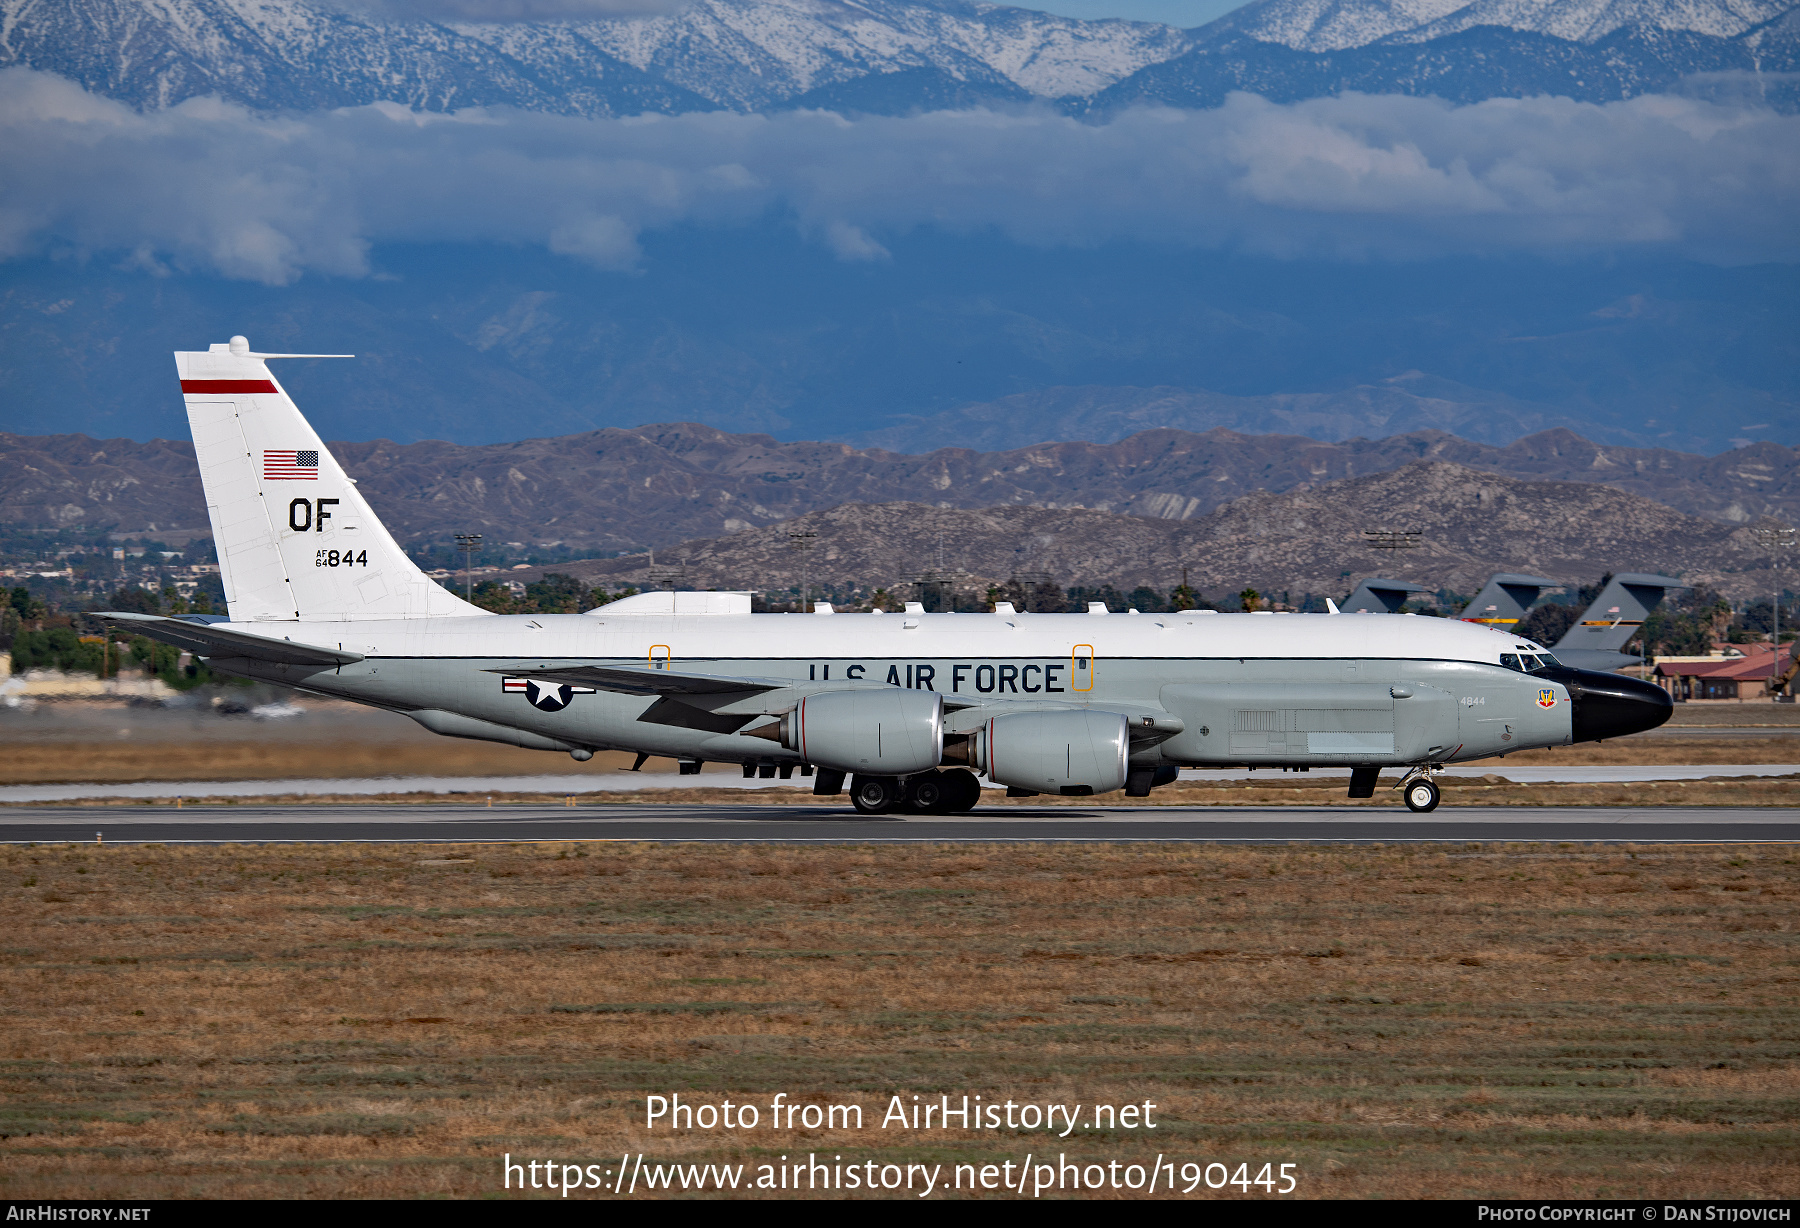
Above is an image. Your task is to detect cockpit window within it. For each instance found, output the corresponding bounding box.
[1518,653,1542,671]
[1535,652,1561,669]
[1499,653,1522,671]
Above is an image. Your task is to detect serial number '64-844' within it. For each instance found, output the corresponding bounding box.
[315,549,368,568]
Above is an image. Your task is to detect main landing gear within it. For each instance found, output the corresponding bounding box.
[850,769,982,816]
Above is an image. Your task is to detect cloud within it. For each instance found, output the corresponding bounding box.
[1,68,1794,284]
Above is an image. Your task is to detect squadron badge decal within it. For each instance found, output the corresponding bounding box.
[502,676,595,712]
[1537,688,1557,708]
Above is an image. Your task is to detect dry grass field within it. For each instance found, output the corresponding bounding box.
[3,840,1796,1200]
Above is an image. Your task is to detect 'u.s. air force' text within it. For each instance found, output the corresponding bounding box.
[807,663,1079,694]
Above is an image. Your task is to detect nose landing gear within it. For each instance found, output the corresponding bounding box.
[1402,777,1440,812]
[1396,766,1443,813]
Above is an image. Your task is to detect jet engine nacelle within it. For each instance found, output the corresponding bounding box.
[965,709,1129,796]
[774,688,944,776]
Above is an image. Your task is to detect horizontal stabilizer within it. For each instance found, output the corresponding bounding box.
[489,662,790,697]
[1552,648,1640,672]
[94,612,364,667]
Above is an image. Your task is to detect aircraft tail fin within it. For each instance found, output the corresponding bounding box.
[1459,573,1558,626]
[177,336,484,623]
[1343,577,1430,614]
[1552,573,1687,656]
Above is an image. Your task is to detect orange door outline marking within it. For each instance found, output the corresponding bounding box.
[1072,644,1095,692]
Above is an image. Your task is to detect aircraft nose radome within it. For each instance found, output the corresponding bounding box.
[1562,668,1674,743]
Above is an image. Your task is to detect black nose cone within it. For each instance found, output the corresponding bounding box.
[1544,667,1674,742]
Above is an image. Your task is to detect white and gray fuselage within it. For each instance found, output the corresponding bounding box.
[213,604,1577,770]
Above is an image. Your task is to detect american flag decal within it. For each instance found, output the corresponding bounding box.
[264,450,319,480]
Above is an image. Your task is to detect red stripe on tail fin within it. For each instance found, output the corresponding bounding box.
[180,379,279,393]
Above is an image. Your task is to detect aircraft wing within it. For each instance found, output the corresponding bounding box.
[489,662,794,697]
[92,612,365,667]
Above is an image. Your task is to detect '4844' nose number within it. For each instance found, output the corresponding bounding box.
[315,549,368,567]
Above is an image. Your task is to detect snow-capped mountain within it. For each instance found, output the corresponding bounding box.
[1202,0,1797,50]
[1,0,1793,115]
[0,0,1189,114]
[1196,0,1473,53]
[493,0,1192,105]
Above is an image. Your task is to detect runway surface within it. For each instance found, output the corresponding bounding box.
[3,762,1794,804]
[5,802,1796,844]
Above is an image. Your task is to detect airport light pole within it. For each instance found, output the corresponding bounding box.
[454,533,482,602]
[788,528,818,612]
[1754,524,1796,678]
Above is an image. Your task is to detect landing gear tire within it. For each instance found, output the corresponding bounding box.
[850,775,902,815]
[903,773,949,815]
[1403,778,1441,813]
[940,768,982,813]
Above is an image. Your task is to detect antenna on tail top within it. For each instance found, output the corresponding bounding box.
[213,335,353,359]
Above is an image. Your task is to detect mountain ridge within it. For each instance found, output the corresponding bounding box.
[5,0,1793,117]
[1199,0,1795,51]
[854,376,1594,452]
[5,423,1795,554]
[508,458,1791,603]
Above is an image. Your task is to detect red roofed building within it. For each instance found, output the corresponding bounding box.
[1655,643,1796,701]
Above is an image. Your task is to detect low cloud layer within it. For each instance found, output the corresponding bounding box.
[2,68,1794,284]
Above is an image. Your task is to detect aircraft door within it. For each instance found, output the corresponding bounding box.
[1072,645,1095,692]
[649,645,672,671]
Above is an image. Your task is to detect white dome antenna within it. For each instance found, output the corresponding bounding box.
[220,335,353,359]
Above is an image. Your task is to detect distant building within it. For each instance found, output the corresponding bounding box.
[1655,643,1794,701]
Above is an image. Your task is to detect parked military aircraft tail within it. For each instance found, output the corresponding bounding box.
[1342,578,1430,613]
[1458,574,1558,627]
[1551,574,1689,671]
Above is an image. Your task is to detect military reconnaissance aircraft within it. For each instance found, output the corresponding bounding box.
[101,338,1674,816]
